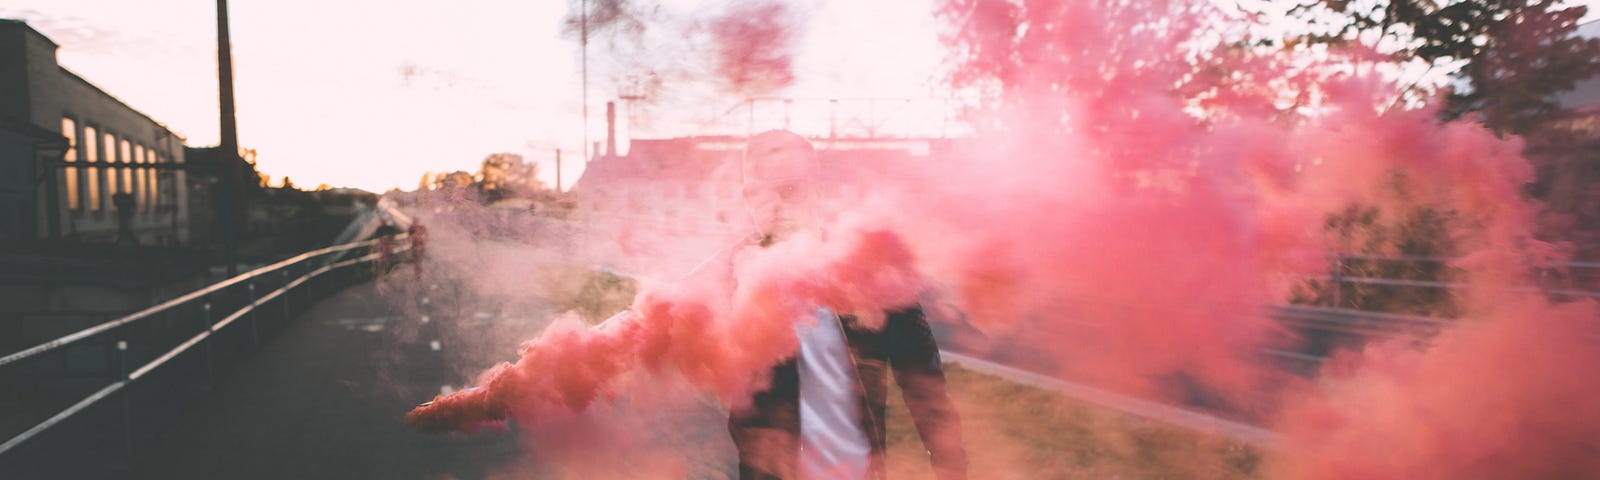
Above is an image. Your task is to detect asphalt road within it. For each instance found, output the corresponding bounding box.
[131,271,554,480]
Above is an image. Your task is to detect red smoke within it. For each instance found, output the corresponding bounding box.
[1269,294,1600,479]
[409,0,1600,477]
[709,0,800,97]
[409,224,922,429]
[920,0,1600,477]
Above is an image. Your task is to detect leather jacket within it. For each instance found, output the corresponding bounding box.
[727,305,967,480]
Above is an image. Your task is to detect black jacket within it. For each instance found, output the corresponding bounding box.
[727,305,967,480]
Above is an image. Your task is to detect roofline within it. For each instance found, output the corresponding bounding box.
[0,18,60,49]
[58,68,186,142]
[2,18,185,142]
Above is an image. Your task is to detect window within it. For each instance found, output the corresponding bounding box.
[61,118,79,210]
[147,151,159,211]
[104,132,119,197]
[120,139,132,198]
[134,145,146,211]
[84,126,100,212]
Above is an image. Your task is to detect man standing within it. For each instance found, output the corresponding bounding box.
[729,130,966,480]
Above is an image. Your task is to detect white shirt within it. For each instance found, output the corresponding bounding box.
[795,307,872,479]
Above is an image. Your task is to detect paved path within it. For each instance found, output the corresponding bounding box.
[132,274,555,480]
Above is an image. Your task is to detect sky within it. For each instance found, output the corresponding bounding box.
[1,0,1597,192]
[0,0,947,192]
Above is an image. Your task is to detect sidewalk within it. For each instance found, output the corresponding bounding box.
[132,275,544,479]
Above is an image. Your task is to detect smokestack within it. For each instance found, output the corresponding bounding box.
[606,101,617,158]
[217,0,241,278]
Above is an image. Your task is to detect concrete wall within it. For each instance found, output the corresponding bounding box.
[0,128,37,241]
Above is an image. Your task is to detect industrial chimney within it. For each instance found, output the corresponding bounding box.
[605,101,617,158]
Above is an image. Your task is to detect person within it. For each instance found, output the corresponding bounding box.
[407,131,966,480]
[727,130,967,480]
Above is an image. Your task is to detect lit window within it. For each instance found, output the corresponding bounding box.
[85,127,100,212]
[147,151,159,210]
[61,118,80,210]
[149,152,160,206]
[104,132,119,197]
[134,145,146,210]
[120,139,132,197]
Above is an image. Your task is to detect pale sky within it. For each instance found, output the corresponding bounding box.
[0,0,947,192]
[2,1,1596,192]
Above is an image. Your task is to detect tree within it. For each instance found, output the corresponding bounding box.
[436,171,474,190]
[475,153,544,202]
[1285,0,1600,134]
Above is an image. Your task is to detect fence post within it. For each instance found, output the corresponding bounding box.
[282,268,292,322]
[1329,255,1344,309]
[247,282,260,349]
[201,301,214,385]
[116,339,133,464]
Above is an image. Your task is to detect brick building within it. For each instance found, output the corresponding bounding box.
[0,19,190,246]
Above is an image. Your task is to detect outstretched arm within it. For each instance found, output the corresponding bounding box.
[886,306,968,480]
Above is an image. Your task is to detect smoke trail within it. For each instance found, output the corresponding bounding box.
[560,0,807,132]
[407,222,922,428]
[407,0,1599,476]
[706,0,801,97]
[926,0,1600,477]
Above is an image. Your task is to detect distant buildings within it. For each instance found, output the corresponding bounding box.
[0,19,190,246]
[572,133,954,237]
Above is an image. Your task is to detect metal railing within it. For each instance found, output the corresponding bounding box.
[0,236,411,474]
[1312,253,1600,308]
[1269,254,1600,368]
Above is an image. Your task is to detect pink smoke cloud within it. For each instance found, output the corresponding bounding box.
[405,0,1600,477]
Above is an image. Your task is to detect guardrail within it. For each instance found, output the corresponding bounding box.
[1312,251,1600,304]
[0,235,412,475]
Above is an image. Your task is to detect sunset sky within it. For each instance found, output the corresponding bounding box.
[0,0,947,192]
[2,0,1596,192]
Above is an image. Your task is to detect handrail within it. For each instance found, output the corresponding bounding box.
[0,239,407,459]
[0,237,398,370]
[1304,274,1600,300]
[1330,253,1600,270]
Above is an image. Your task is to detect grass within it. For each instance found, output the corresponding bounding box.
[537,266,639,324]
[884,365,1264,479]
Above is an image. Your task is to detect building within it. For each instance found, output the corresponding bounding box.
[570,128,960,278]
[574,134,953,226]
[0,19,190,246]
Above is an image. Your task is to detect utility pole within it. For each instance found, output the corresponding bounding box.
[555,149,562,193]
[217,0,241,277]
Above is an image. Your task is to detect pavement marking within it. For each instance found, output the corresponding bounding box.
[422,297,431,305]
[429,340,441,351]
[420,315,431,324]
[334,317,393,332]
[473,311,494,320]
[440,385,454,395]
